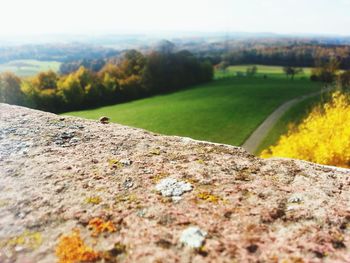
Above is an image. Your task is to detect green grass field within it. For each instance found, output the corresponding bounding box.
[215,65,312,79]
[65,66,322,146]
[256,93,328,155]
[0,59,61,76]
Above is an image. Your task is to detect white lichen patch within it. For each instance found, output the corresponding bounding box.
[180,226,207,248]
[288,196,303,204]
[155,178,192,197]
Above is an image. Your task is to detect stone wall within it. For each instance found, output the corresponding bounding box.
[0,103,349,262]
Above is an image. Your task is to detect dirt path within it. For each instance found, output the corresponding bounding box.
[242,88,330,154]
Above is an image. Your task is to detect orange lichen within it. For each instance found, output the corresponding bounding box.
[56,229,100,263]
[88,218,117,237]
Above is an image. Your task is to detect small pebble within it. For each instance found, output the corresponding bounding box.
[99,116,110,124]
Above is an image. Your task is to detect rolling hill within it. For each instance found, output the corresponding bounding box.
[65,66,322,146]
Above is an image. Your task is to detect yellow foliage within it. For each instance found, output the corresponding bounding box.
[55,229,100,263]
[88,218,116,237]
[261,92,350,168]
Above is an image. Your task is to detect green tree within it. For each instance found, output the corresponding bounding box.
[283,66,303,80]
[216,61,229,75]
[246,66,258,77]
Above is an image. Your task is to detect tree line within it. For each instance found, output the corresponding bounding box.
[221,45,350,69]
[0,44,120,64]
[0,50,213,113]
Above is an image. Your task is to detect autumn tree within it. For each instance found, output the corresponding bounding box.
[0,72,24,105]
[338,70,350,90]
[21,70,63,112]
[311,59,340,83]
[73,67,101,106]
[98,63,120,102]
[32,70,58,90]
[57,74,84,110]
[1,50,213,112]
[21,80,63,112]
[113,50,147,98]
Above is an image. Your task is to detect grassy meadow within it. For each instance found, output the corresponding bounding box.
[65,66,322,147]
[0,59,61,76]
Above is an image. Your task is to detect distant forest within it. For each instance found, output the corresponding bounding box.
[0,44,120,64]
[2,37,350,70]
[221,45,350,69]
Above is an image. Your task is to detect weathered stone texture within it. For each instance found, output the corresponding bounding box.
[0,103,350,262]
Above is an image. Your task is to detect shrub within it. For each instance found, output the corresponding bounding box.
[261,91,350,168]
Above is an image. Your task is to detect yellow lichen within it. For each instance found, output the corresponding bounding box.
[55,229,100,263]
[149,149,161,155]
[281,257,305,263]
[0,230,42,250]
[108,159,123,169]
[152,172,169,183]
[184,178,199,185]
[88,218,117,237]
[196,191,221,203]
[0,199,9,207]
[115,193,139,204]
[196,159,205,165]
[101,242,127,260]
[85,196,102,205]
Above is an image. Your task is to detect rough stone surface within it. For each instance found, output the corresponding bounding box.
[1,103,350,262]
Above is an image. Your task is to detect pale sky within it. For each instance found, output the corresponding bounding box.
[1,0,350,36]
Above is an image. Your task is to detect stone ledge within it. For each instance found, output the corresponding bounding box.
[0,103,349,262]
